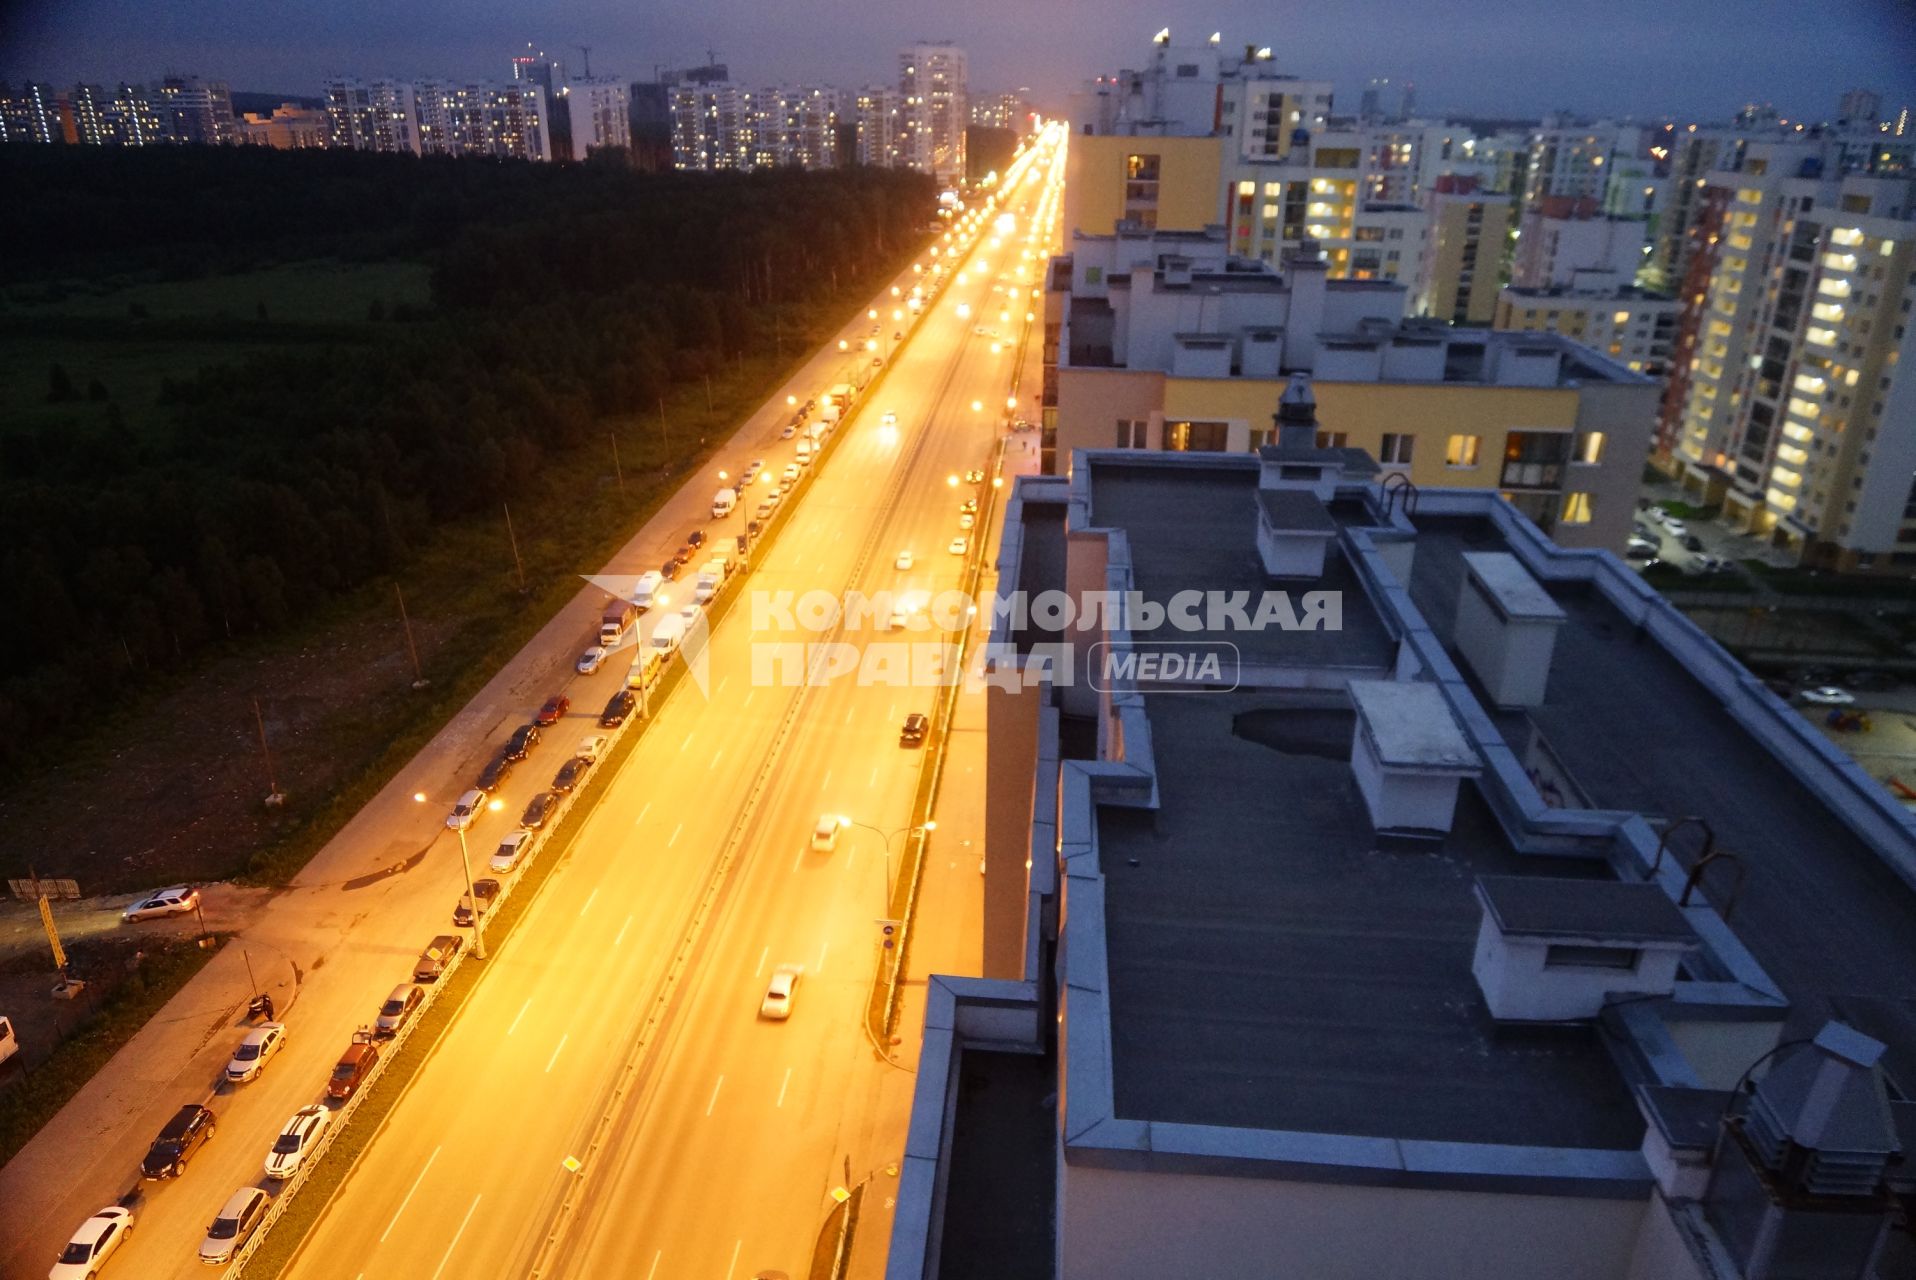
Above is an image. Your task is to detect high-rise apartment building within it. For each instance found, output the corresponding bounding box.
[152,76,236,145]
[899,42,967,184]
[1522,118,1647,211]
[565,79,631,160]
[1416,176,1515,324]
[970,91,1030,131]
[412,81,550,161]
[1512,195,1649,289]
[1496,279,1679,377]
[0,82,58,143]
[854,86,908,167]
[324,79,421,155]
[671,79,749,170]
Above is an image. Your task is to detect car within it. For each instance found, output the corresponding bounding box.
[760,964,803,1020]
[743,459,764,481]
[1625,534,1659,553]
[1800,685,1857,706]
[263,1105,330,1180]
[881,410,898,426]
[1661,517,1689,537]
[869,324,880,336]
[453,879,500,928]
[576,646,607,675]
[661,556,684,581]
[49,1206,134,1280]
[949,537,969,556]
[446,788,488,831]
[756,500,776,520]
[959,513,975,530]
[535,695,570,726]
[810,815,841,853]
[198,1187,269,1266]
[552,756,591,793]
[1693,555,1731,574]
[224,1022,286,1084]
[520,791,559,830]
[960,498,978,515]
[413,935,463,983]
[1624,543,1659,562]
[122,885,199,923]
[489,831,533,876]
[802,397,816,413]
[327,1032,379,1101]
[964,469,985,484]
[687,530,707,550]
[780,424,797,439]
[503,723,541,760]
[893,330,903,340]
[780,475,795,494]
[895,550,914,570]
[1681,534,1706,552]
[576,734,608,762]
[782,464,799,484]
[599,689,637,728]
[900,713,929,746]
[475,753,516,792]
[374,983,424,1036]
[140,1103,216,1179]
[871,356,882,367]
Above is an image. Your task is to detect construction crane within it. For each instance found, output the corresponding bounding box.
[575,45,592,78]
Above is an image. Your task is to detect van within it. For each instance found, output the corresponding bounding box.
[819,403,843,426]
[694,569,720,605]
[328,1034,379,1102]
[712,487,737,518]
[632,570,663,612]
[650,613,688,658]
[626,648,664,690]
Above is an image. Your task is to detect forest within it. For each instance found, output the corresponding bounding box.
[0,145,935,761]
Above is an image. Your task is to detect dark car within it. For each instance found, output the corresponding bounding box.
[413,934,463,982]
[535,695,570,726]
[747,520,762,540]
[141,1103,216,1179]
[686,530,707,551]
[1682,534,1705,552]
[328,1034,379,1102]
[900,712,929,746]
[521,790,559,830]
[552,756,591,793]
[476,753,516,791]
[503,723,542,761]
[661,557,683,581]
[600,689,638,728]
[453,878,500,927]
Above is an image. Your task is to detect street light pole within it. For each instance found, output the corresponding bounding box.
[454,824,487,960]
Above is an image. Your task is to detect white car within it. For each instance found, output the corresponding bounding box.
[576,646,607,675]
[1661,517,1688,537]
[48,1206,133,1280]
[122,885,199,922]
[811,815,841,853]
[576,734,608,763]
[895,550,914,570]
[677,603,703,631]
[198,1187,269,1266]
[1625,535,1659,556]
[782,463,799,484]
[881,410,898,426]
[224,1022,286,1084]
[490,829,533,873]
[446,788,488,831]
[959,513,975,530]
[263,1105,330,1180]
[760,964,804,1020]
[780,424,796,439]
[1800,686,1857,706]
[743,459,764,482]
[948,537,969,556]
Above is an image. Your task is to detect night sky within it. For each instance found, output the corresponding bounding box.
[3,0,1912,122]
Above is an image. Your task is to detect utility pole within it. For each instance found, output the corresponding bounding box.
[610,431,625,492]
[252,697,284,806]
[395,584,427,688]
[504,503,527,593]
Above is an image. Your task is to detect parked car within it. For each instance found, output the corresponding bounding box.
[374,983,424,1036]
[140,1103,216,1179]
[1693,555,1732,574]
[948,537,969,556]
[453,879,500,928]
[1800,686,1857,706]
[224,1022,286,1085]
[599,689,638,728]
[743,459,764,482]
[475,753,516,792]
[490,829,533,873]
[48,1206,134,1280]
[327,1033,379,1102]
[900,713,929,746]
[520,791,559,830]
[122,885,199,923]
[895,549,914,570]
[446,788,488,831]
[687,530,707,550]
[810,815,841,853]
[760,964,803,1020]
[1661,517,1689,537]
[535,695,570,726]
[1624,543,1659,562]
[1682,534,1706,553]
[263,1105,330,1180]
[959,513,976,530]
[576,734,608,762]
[413,935,463,983]
[576,646,608,675]
[780,424,797,439]
[661,556,683,581]
[552,756,591,793]
[198,1187,269,1266]
[503,723,541,760]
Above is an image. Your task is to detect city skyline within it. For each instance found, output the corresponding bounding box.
[4,0,1912,123]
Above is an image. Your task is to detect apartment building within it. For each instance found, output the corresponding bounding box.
[670,80,748,169]
[1417,176,1515,324]
[1041,225,1658,549]
[564,78,631,160]
[1523,118,1649,210]
[749,86,838,170]
[236,105,328,149]
[886,424,1916,1280]
[1496,278,1679,376]
[899,42,967,184]
[324,79,421,155]
[1512,195,1649,288]
[152,76,236,146]
[971,91,1030,131]
[854,86,909,167]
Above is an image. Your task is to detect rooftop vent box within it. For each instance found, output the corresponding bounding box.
[1347,680,1480,836]
[1471,876,1697,1022]
[1454,552,1566,709]
[1254,489,1337,578]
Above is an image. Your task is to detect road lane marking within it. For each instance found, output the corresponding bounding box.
[428,1194,482,1280]
[778,1066,792,1108]
[707,1075,725,1116]
[634,801,651,826]
[716,675,730,696]
[615,914,632,947]
[507,999,531,1037]
[822,768,833,789]
[845,847,857,874]
[580,888,599,918]
[870,765,879,787]
[545,1034,568,1073]
[728,1239,742,1279]
[645,1252,660,1280]
[744,690,757,709]
[381,1146,441,1242]
[845,707,855,725]
[711,746,724,767]
[792,845,805,873]
[669,822,684,847]
[756,946,768,976]
[817,938,830,973]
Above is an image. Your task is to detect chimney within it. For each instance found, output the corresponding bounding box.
[1347,680,1480,836]
[1274,371,1318,451]
[1452,552,1566,709]
[1703,1023,1905,1280]
[1282,239,1329,371]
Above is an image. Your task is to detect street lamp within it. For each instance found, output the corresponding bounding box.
[416,791,490,959]
[837,817,936,902]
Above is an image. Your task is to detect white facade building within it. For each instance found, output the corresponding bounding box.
[565,79,631,160]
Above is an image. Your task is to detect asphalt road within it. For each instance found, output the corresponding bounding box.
[0,130,1063,1280]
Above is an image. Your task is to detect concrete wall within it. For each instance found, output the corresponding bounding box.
[1053,366,1166,473]
[1064,133,1223,237]
[1059,1159,1652,1280]
[984,674,1044,979]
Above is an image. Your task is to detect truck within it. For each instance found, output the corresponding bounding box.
[712,487,737,519]
[828,382,855,407]
[599,601,637,647]
[649,613,688,658]
[632,570,663,612]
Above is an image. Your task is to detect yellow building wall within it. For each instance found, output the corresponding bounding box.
[1064,134,1223,237]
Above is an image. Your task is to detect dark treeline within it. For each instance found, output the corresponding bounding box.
[0,146,934,761]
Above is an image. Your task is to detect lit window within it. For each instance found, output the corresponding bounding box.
[1561,492,1594,524]
[1576,432,1605,464]
[1445,434,1481,467]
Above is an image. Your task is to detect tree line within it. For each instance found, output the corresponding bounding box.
[0,146,935,762]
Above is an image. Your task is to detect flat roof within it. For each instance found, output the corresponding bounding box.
[1463,551,1568,622]
[1254,488,1338,534]
[1476,876,1698,944]
[1350,679,1479,770]
[1096,690,1644,1149]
